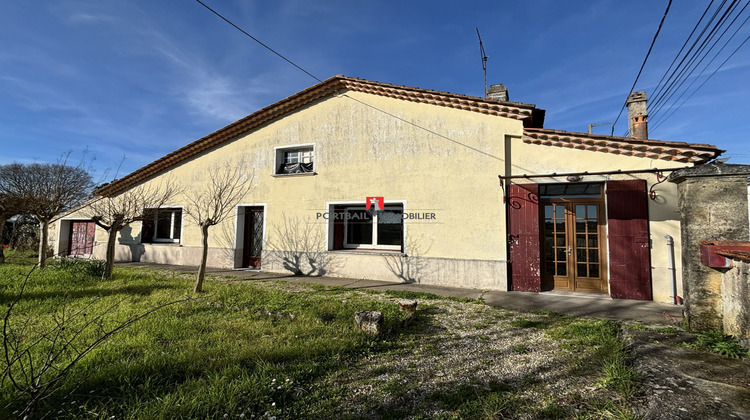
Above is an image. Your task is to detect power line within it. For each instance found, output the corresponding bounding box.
[649,0,730,110]
[648,0,743,121]
[650,3,750,129]
[611,0,673,136]
[192,0,507,163]
[193,0,323,83]
[649,0,718,101]
[651,32,750,133]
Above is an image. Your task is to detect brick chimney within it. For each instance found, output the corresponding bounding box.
[626,91,648,139]
[487,84,509,101]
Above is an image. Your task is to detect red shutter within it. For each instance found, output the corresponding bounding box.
[84,222,95,254]
[606,180,652,300]
[69,221,95,255]
[507,183,542,292]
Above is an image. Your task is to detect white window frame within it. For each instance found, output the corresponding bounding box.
[273,143,316,176]
[342,205,403,251]
[150,207,183,243]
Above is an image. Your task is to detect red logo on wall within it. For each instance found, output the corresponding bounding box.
[366,197,384,211]
[366,197,385,218]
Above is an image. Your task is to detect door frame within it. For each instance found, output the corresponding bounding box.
[541,198,608,294]
[234,203,267,269]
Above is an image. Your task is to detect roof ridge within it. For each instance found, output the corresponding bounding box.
[523,127,722,151]
[522,128,723,164]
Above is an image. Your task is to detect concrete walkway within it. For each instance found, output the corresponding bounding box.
[117,262,684,325]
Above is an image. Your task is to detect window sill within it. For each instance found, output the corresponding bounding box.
[272,172,317,178]
[329,249,403,256]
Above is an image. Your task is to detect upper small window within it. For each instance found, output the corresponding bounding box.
[275,146,314,175]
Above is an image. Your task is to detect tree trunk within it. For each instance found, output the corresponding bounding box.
[103,227,118,280]
[37,219,50,268]
[194,224,210,293]
[0,213,6,264]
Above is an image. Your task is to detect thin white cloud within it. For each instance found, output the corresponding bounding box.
[67,13,116,24]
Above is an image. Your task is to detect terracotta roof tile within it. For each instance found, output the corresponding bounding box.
[522,128,723,164]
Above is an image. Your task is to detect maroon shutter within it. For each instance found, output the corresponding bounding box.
[507,183,541,292]
[84,222,95,254]
[606,180,652,300]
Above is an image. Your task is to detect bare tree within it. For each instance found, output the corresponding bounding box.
[185,161,254,293]
[269,215,335,276]
[1,265,194,420]
[82,178,180,280]
[0,160,93,268]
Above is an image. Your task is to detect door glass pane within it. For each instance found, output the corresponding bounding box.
[587,205,597,217]
[577,263,587,277]
[589,249,599,263]
[557,220,566,232]
[576,249,587,262]
[556,248,567,261]
[545,261,555,275]
[575,205,585,219]
[556,235,566,247]
[557,263,566,276]
[588,235,598,247]
[590,264,599,278]
[251,211,263,255]
[576,221,585,233]
[576,234,585,247]
[587,221,597,232]
[545,205,553,219]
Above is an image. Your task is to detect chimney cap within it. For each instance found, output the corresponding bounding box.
[626,91,647,104]
[487,84,509,101]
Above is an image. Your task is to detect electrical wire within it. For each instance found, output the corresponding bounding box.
[610,0,673,136]
[650,3,750,130]
[193,0,323,83]
[192,0,507,162]
[648,0,743,121]
[649,0,717,104]
[648,0,731,112]
[651,32,750,133]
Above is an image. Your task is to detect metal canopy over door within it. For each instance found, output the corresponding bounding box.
[242,207,264,268]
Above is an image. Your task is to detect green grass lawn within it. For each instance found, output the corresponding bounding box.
[1,251,410,419]
[1,251,641,419]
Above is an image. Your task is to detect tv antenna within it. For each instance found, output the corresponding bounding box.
[476,28,488,98]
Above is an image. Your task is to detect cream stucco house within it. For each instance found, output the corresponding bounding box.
[50,76,722,303]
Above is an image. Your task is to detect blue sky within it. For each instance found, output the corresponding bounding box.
[2,0,748,180]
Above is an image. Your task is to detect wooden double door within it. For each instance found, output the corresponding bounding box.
[542,199,607,293]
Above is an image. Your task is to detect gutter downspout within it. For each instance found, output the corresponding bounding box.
[664,234,680,305]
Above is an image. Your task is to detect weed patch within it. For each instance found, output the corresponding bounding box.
[694,330,749,359]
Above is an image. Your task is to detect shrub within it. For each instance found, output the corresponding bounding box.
[51,257,107,278]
